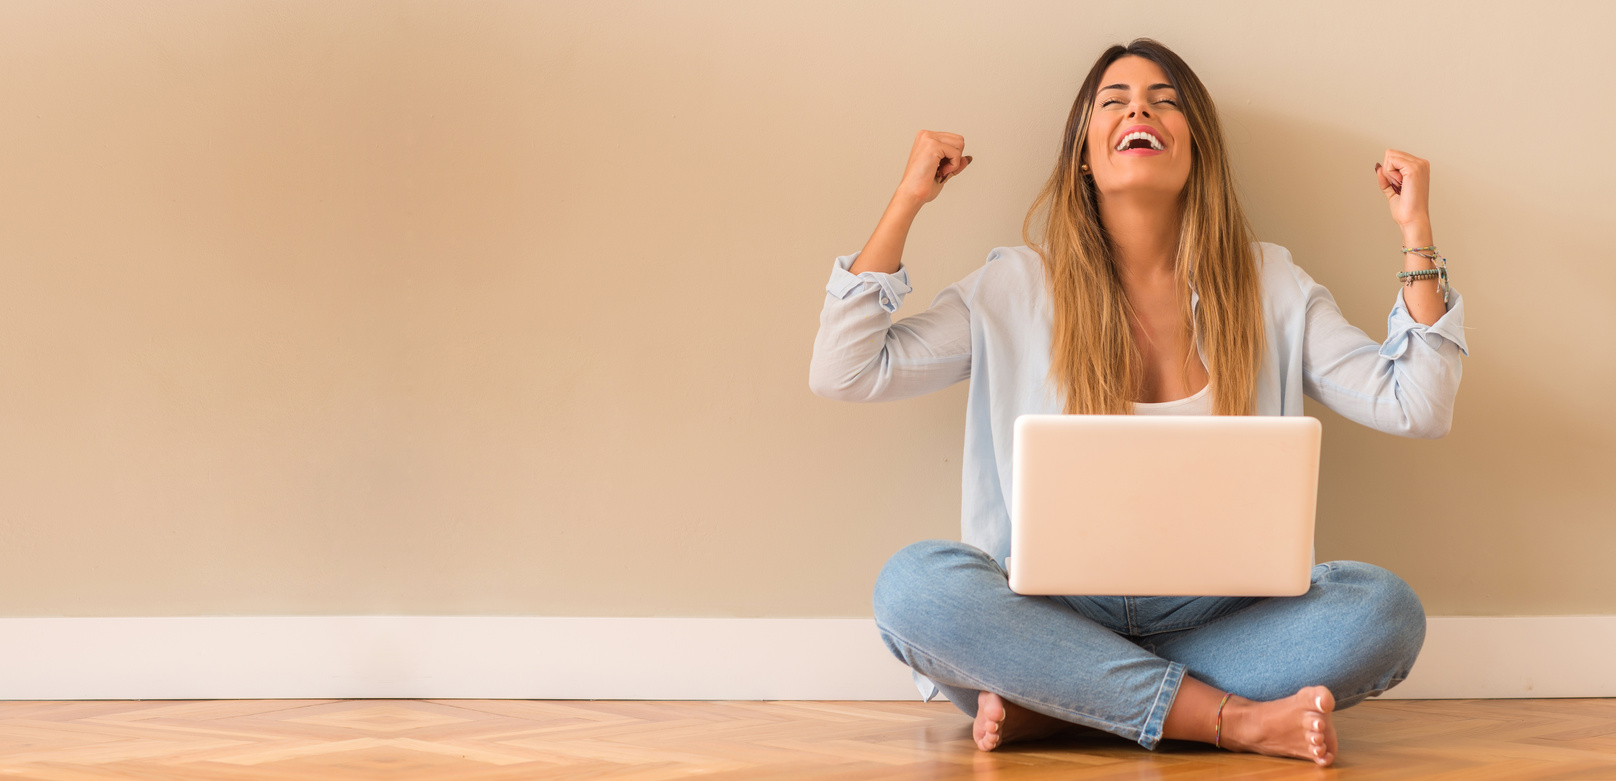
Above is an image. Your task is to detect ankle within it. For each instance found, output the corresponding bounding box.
[1217,697,1258,750]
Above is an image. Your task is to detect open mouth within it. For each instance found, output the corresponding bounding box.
[1114,130,1165,152]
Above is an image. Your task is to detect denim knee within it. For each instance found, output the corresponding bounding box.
[1322,561,1426,698]
[872,540,990,646]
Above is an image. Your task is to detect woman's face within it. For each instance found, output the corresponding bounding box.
[1083,56,1193,200]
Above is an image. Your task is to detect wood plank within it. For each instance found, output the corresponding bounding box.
[0,698,1613,779]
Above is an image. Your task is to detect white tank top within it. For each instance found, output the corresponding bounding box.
[1132,383,1213,416]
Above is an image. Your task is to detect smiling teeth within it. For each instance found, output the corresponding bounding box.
[1115,131,1165,152]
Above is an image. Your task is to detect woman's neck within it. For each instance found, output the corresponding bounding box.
[1099,192,1183,285]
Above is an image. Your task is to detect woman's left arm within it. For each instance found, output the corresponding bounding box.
[1295,149,1468,438]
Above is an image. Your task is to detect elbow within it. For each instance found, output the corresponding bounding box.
[808,364,857,402]
[1404,410,1453,440]
[1413,420,1452,440]
[807,373,842,401]
[808,360,881,403]
[1388,383,1458,439]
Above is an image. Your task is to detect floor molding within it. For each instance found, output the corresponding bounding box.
[0,615,1610,700]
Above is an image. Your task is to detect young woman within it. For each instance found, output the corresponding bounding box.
[808,39,1466,767]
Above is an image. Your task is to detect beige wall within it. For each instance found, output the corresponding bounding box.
[0,1,1610,617]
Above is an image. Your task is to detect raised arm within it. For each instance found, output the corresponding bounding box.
[1299,149,1467,438]
[1375,150,1446,326]
[808,131,977,403]
[849,130,972,275]
[1296,264,1466,438]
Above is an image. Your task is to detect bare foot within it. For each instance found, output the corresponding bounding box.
[1219,685,1338,766]
[972,691,1072,751]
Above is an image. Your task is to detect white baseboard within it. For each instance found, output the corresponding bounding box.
[0,616,1610,701]
[1382,616,1616,699]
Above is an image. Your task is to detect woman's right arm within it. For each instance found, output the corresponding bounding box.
[808,131,976,403]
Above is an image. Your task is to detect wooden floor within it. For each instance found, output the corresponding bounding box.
[1,699,1615,779]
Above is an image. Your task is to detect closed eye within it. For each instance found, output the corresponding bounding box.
[1099,98,1178,107]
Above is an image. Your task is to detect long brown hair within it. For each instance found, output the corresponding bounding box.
[1023,39,1264,415]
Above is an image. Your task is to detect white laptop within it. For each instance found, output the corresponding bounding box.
[1007,414,1321,597]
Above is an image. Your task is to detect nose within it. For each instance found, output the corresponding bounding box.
[1129,103,1151,119]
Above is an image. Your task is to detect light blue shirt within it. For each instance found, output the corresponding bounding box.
[809,243,1468,566]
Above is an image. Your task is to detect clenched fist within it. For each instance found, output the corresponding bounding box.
[895,130,973,209]
[1374,149,1430,231]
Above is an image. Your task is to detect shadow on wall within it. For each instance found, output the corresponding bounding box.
[1223,106,1616,614]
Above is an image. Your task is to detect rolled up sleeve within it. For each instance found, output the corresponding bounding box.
[1296,260,1467,439]
[825,253,914,313]
[1379,287,1469,360]
[808,251,973,403]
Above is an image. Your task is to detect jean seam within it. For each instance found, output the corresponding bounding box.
[1051,596,1128,635]
[1143,571,1332,637]
[1339,670,1412,706]
[1167,562,1336,636]
[1129,599,1264,637]
[1138,661,1186,750]
[1132,620,1212,637]
[875,620,1144,737]
[1135,608,1260,636]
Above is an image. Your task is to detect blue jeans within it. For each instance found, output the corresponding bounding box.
[872,540,1425,750]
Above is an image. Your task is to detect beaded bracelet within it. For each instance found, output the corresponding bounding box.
[1397,269,1441,281]
[1399,245,1451,304]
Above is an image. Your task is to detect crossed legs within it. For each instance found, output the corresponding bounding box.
[872,540,1425,765]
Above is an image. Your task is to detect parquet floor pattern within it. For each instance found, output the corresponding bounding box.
[1,698,1615,780]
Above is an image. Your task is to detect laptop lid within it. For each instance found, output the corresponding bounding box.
[1008,414,1320,597]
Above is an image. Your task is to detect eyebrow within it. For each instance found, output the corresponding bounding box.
[1098,82,1175,92]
